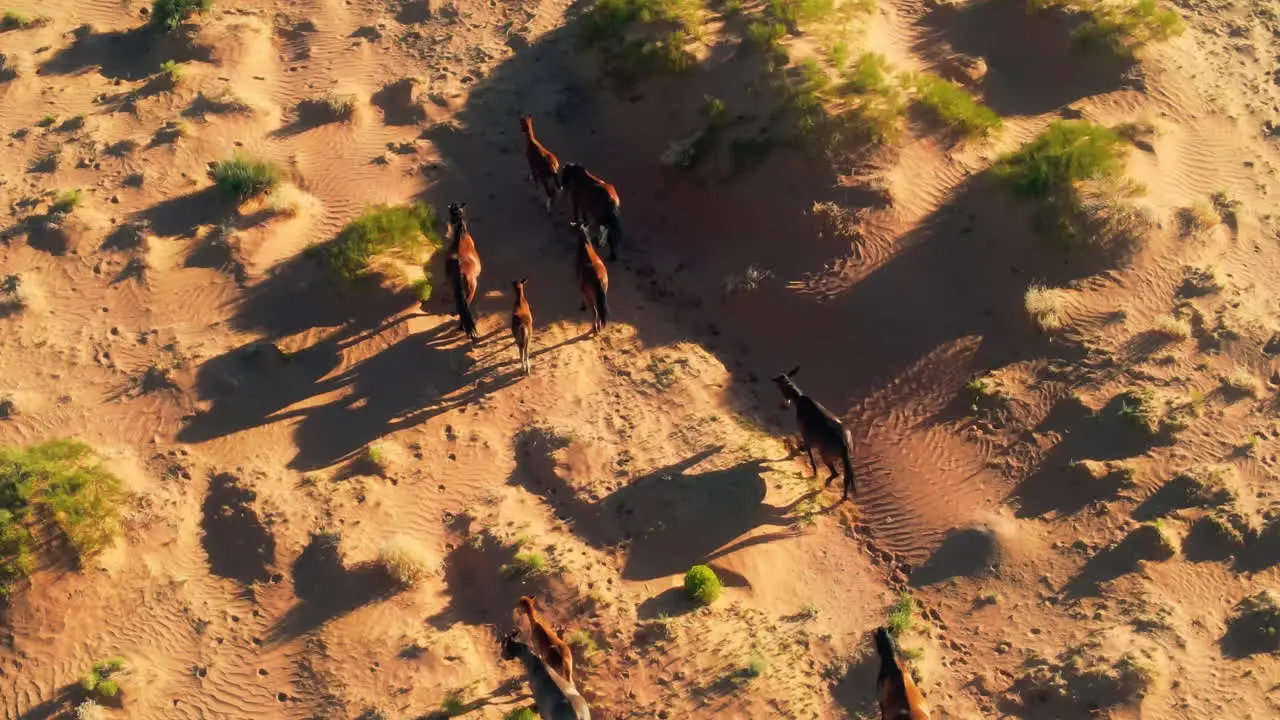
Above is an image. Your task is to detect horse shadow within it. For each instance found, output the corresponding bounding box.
[267,532,399,643]
[507,428,798,582]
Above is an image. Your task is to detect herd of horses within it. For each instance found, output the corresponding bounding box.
[437,116,928,718]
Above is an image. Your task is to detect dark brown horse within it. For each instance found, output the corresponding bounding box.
[560,163,622,262]
[771,366,857,500]
[517,596,574,685]
[520,115,561,214]
[445,202,481,342]
[511,278,533,375]
[571,222,609,334]
[875,627,931,719]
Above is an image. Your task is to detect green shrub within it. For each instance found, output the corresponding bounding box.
[996,120,1125,198]
[1068,0,1183,54]
[565,629,599,662]
[886,591,916,636]
[50,190,83,215]
[503,551,547,577]
[842,52,893,95]
[504,709,538,720]
[769,0,834,29]
[210,154,281,201]
[684,564,722,604]
[317,203,440,281]
[80,656,126,697]
[912,73,1000,137]
[0,441,125,597]
[152,0,211,31]
[580,0,703,86]
[1,9,45,28]
[159,60,184,83]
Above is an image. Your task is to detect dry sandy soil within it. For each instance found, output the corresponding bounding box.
[2,0,1280,716]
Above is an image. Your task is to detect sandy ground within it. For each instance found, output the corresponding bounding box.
[2,0,1280,717]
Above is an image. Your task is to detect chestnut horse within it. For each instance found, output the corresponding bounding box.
[511,278,533,375]
[520,115,561,214]
[875,627,930,719]
[571,222,609,334]
[516,596,574,684]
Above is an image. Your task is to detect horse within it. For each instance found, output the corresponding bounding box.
[771,366,857,500]
[500,630,591,720]
[874,627,931,719]
[516,596,574,684]
[571,222,609,334]
[559,163,622,262]
[445,202,481,342]
[520,115,561,214]
[511,278,533,375]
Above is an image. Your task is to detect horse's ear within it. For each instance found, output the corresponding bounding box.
[458,201,467,209]
[787,365,801,377]
[520,276,529,285]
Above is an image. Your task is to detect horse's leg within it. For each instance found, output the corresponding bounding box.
[806,446,818,477]
[824,461,839,488]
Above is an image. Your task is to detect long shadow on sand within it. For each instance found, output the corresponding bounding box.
[38,24,213,80]
[1011,394,1155,518]
[508,428,801,581]
[201,472,277,585]
[268,532,399,643]
[917,0,1138,116]
[427,523,554,630]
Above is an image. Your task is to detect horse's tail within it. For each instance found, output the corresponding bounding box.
[592,274,609,328]
[841,430,857,498]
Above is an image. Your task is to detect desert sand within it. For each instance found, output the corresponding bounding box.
[2,0,1280,716]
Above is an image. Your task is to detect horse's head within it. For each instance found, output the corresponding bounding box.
[771,366,802,407]
[558,162,580,187]
[499,629,525,661]
[447,202,467,226]
[518,114,533,134]
[512,277,529,293]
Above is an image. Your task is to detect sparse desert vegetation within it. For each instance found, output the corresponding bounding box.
[152,0,212,31]
[316,203,440,281]
[1024,283,1070,332]
[378,535,434,587]
[210,154,281,202]
[910,73,1000,137]
[684,564,722,605]
[79,657,126,703]
[1150,314,1192,341]
[0,440,124,598]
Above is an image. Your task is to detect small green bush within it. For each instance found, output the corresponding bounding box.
[159,60,184,83]
[50,190,83,215]
[887,591,916,636]
[504,708,538,720]
[580,0,703,86]
[211,154,281,201]
[80,656,126,697]
[317,203,439,281]
[152,0,211,31]
[684,564,722,604]
[912,73,1000,137]
[1068,0,1182,54]
[1,9,45,29]
[0,441,125,598]
[997,120,1125,199]
[769,0,834,29]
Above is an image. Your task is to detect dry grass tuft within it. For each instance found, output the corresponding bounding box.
[1177,201,1217,237]
[1024,283,1070,332]
[1149,315,1191,341]
[1220,370,1261,399]
[378,535,434,587]
[266,184,319,218]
